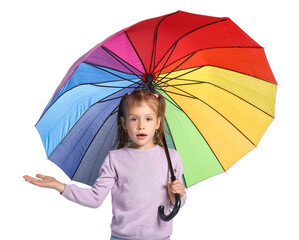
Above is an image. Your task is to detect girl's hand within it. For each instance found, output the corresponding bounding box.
[167,179,185,205]
[23,174,65,193]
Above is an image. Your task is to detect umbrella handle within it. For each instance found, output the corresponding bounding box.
[158,193,181,221]
[158,132,181,221]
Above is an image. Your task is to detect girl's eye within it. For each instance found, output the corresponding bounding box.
[129,117,152,121]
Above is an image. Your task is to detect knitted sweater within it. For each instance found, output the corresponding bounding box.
[62,144,187,240]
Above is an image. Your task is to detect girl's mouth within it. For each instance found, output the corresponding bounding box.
[137,134,147,139]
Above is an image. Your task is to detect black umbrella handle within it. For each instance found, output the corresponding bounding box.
[158,193,181,221]
[158,134,181,221]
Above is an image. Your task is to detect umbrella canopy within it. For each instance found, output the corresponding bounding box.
[36,11,277,188]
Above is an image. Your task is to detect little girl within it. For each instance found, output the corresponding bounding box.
[24,90,186,240]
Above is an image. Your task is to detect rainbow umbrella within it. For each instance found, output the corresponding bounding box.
[36,11,277,220]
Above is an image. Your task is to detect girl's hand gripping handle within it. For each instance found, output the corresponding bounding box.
[158,193,181,221]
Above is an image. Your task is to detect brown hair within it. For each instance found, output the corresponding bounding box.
[113,90,167,149]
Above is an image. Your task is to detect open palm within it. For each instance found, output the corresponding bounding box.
[23,174,65,192]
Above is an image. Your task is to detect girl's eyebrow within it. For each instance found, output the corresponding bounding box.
[128,113,155,116]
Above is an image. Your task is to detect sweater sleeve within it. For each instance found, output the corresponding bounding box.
[61,152,116,208]
[171,150,187,209]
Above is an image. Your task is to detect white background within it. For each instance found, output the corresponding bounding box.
[1,0,298,239]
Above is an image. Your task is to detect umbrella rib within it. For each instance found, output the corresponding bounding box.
[48,81,146,161]
[150,24,159,74]
[162,117,191,188]
[37,64,140,125]
[158,68,275,119]
[157,87,226,174]
[154,47,276,87]
[47,99,120,161]
[155,50,196,75]
[36,66,141,125]
[83,61,141,77]
[154,46,264,77]
[159,81,258,147]
[153,18,229,72]
[163,93,186,111]
[72,104,119,184]
[88,108,119,184]
[149,11,179,74]
[124,30,148,75]
[154,83,186,111]
[161,64,277,86]
[94,80,147,103]
[84,62,140,83]
[101,46,143,80]
[90,78,139,84]
[71,81,147,182]
[164,80,274,118]
[160,88,198,100]
[155,52,197,85]
[91,85,141,89]
[156,66,203,86]
[35,81,135,126]
[95,83,147,104]
[155,43,178,81]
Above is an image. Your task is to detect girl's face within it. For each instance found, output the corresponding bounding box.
[121,101,161,149]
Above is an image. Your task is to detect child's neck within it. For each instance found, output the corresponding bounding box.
[128,143,156,150]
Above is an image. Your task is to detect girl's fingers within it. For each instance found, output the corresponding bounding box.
[171,183,181,189]
[168,180,184,194]
[36,174,46,179]
[23,175,35,182]
[31,180,41,186]
[23,175,42,186]
[23,175,29,181]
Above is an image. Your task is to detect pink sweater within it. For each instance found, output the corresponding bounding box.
[62,144,187,240]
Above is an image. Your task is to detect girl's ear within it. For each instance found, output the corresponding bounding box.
[156,116,161,130]
[121,116,126,130]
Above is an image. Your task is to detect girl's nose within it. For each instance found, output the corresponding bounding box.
[138,121,145,129]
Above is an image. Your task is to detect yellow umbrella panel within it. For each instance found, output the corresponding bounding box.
[158,66,277,188]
